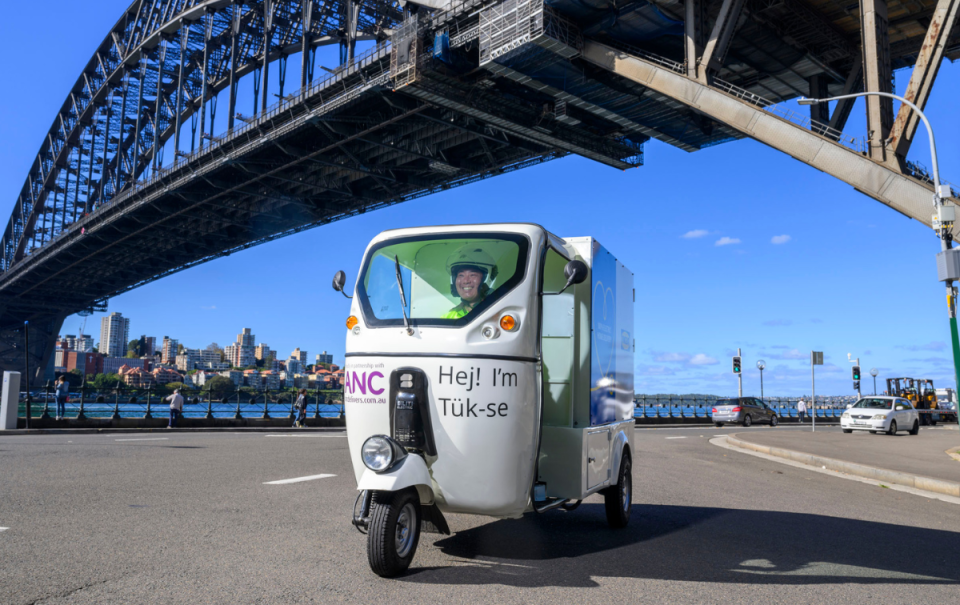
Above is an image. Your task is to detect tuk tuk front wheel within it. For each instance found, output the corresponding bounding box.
[367,488,421,577]
[604,454,632,528]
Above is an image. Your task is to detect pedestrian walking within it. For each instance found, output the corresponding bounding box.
[797,397,807,423]
[294,389,308,428]
[165,389,184,429]
[55,375,69,420]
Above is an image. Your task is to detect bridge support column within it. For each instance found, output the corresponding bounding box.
[890,0,960,162]
[228,4,241,131]
[828,55,862,132]
[301,0,314,89]
[261,0,274,113]
[684,0,697,79]
[698,0,746,83]
[808,75,829,125]
[859,0,894,164]
[0,314,65,389]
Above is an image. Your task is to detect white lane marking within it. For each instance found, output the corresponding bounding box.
[0,527,8,532]
[263,474,336,485]
[265,434,346,438]
[665,436,687,440]
[710,436,960,506]
[115,437,170,442]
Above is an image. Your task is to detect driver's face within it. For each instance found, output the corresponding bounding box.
[455,268,484,302]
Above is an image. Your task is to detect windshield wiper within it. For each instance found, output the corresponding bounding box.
[394,255,414,336]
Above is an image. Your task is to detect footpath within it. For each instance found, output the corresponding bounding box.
[727,427,960,497]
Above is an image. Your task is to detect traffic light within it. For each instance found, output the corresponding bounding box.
[853,380,861,391]
[852,365,861,381]
[733,356,742,374]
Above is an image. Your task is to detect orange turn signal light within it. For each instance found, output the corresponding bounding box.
[499,314,518,332]
[346,316,358,330]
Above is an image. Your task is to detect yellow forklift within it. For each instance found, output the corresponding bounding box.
[886,378,940,425]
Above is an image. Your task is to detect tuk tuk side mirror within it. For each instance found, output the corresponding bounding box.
[332,270,352,299]
[557,260,588,295]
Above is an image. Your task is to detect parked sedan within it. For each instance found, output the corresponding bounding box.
[712,397,779,427]
[841,397,919,435]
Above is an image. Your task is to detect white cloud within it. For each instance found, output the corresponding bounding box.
[654,352,691,363]
[689,353,719,365]
[771,234,791,244]
[682,229,709,239]
[201,305,217,310]
[715,237,741,246]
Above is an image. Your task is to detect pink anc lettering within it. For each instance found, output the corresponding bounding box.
[345,370,385,396]
[368,371,385,395]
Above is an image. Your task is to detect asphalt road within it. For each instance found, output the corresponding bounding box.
[733,425,960,483]
[1,425,957,604]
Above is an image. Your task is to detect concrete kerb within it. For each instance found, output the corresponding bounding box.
[726,434,960,498]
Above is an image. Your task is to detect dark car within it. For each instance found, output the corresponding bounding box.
[712,397,779,427]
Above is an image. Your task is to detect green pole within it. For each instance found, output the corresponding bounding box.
[950,314,960,430]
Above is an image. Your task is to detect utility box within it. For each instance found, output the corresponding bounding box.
[936,248,960,282]
[1,371,21,430]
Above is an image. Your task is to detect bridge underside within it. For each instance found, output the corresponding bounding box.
[1,0,957,384]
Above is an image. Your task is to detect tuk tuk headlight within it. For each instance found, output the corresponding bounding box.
[361,435,406,473]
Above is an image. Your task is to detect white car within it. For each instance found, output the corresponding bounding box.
[841,396,919,435]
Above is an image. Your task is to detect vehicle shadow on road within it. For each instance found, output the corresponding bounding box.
[401,504,960,587]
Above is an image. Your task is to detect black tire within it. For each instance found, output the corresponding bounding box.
[869,431,877,434]
[743,415,752,428]
[604,453,632,528]
[367,489,421,577]
[842,429,853,434]
[770,415,779,427]
[887,420,898,436]
[714,422,723,428]
[909,421,920,436]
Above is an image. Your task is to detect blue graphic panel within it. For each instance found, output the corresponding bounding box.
[590,243,618,425]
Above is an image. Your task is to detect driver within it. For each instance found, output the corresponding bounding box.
[442,245,498,319]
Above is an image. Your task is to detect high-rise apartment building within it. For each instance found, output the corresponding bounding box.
[226,329,256,368]
[143,336,157,356]
[291,348,307,365]
[99,313,130,357]
[176,349,202,372]
[316,351,333,365]
[161,336,179,364]
[255,343,273,361]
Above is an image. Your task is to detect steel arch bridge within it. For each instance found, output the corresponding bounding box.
[1,0,956,383]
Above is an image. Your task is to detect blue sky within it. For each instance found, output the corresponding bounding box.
[1,2,958,396]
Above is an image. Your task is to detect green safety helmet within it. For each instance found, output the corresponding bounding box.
[446,245,498,296]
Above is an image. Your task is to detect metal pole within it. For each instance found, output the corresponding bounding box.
[856,357,861,398]
[873,375,877,395]
[760,368,764,401]
[812,365,816,433]
[24,321,30,429]
[737,347,742,398]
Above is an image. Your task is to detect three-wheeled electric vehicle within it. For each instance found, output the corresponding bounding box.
[334,224,635,577]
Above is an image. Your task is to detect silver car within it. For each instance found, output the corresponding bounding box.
[712,397,779,427]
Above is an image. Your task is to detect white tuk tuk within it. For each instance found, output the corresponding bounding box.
[334,223,635,577]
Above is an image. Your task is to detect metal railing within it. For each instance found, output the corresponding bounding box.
[632,395,852,421]
[17,384,345,422]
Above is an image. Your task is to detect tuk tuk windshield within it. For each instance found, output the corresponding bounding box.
[357,232,529,327]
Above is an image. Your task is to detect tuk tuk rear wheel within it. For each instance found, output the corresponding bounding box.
[604,453,632,528]
[367,488,421,577]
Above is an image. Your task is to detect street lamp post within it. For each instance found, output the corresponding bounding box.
[756,360,766,401]
[799,92,960,402]
[870,368,879,395]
